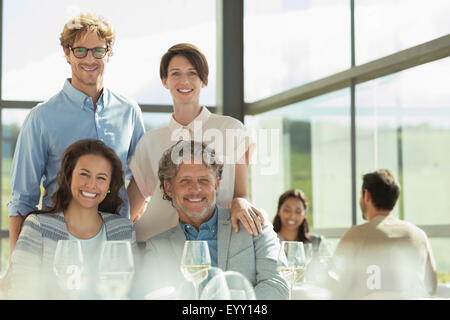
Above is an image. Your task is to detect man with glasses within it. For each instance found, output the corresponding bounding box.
[7,13,145,254]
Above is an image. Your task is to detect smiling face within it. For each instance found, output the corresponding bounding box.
[278,197,306,231]
[64,31,110,93]
[164,160,219,227]
[69,154,112,211]
[162,55,205,106]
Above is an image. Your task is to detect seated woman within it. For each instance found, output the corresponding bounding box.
[7,139,136,299]
[272,189,324,252]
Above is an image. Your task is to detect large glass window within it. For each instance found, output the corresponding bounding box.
[356,58,450,284]
[355,0,450,65]
[2,0,216,106]
[1,109,30,230]
[356,57,450,226]
[430,238,450,284]
[142,112,172,131]
[245,89,351,228]
[1,239,9,275]
[244,0,350,102]
[1,109,30,275]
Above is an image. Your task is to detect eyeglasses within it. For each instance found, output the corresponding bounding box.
[68,46,109,59]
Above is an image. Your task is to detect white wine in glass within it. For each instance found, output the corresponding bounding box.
[53,240,84,299]
[180,241,211,299]
[180,264,211,286]
[277,241,306,299]
[277,266,306,287]
[97,241,135,300]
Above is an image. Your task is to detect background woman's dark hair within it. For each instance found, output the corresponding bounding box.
[272,189,312,243]
[28,139,124,216]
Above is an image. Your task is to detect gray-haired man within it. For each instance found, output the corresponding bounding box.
[136,140,288,299]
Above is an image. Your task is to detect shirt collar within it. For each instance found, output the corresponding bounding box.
[179,206,218,238]
[168,106,211,134]
[62,78,107,111]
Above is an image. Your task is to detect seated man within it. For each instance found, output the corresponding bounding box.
[135,140,288,300]
[333,169,437,299]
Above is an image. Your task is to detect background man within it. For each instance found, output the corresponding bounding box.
[333,169,437,299]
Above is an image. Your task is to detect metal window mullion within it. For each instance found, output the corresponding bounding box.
[216,0,244,121]
[312,225,450,238]
[351,81,356,226]
[244,34,450,116]
[350,0,357,226]
[0,101,217,114]
[0,0,4,268]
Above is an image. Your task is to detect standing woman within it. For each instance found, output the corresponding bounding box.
[127,43,263,242]
[7,139,136,299]
[273,189,324,251]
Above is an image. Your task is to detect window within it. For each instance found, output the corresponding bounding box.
[244,0,350,102]
[2,0,216,106]
[1,109,30,230]
[355,0,450,65]
[356,57,450,226]
[245,89,351,228]
[1,109,31,274]
[430,238,450,283]
[142,112,172,132]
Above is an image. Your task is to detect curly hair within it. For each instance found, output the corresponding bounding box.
[60,12,115,52]
[158,140,223,203]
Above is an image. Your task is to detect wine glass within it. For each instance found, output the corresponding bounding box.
[180,241,211,300]
[223,271,256,300]
[318,240,333,265]
[97,241,135,300]
[200,270,256,300]
[303,242,313,283]
[277,241,306,300]
[304,243,313,265]
[53,240,84,299]
[195,267,227,300]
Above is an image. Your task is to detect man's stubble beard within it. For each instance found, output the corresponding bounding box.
[174,196,217,223]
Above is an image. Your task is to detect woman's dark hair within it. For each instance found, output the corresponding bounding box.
[272,189,312,243]
[160,43,209,85]
[28,139,124,216]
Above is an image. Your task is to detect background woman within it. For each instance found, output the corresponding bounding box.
[273,189,324,251]
[7,139,136,299]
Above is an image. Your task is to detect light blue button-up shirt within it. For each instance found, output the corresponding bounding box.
[179,206,218,267]
[7,79,145,218]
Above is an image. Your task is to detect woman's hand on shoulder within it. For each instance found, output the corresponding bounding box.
[230,197,265,236]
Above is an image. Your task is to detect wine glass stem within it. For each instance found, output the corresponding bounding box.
[289,284,293,300]
[194,284,199,300]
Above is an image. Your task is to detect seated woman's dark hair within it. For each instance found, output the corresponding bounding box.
[28,139,124,216]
